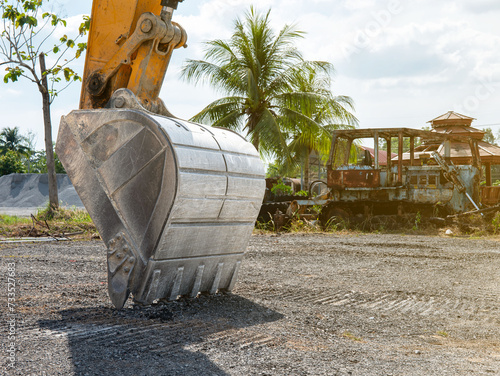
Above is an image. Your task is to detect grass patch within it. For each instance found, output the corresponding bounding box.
[342,331,363,342]
[0,205,98,239]
[254,220,276,234]
[0,214,31,226]
[37,205,92,223]
[254,209,500,239]
[282,217,321,233]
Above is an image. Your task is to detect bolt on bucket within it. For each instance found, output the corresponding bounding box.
[56,103,265,309]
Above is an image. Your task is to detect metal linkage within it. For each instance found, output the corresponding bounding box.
[432,151,482,214]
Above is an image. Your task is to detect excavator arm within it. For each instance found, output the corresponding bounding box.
[80,0,186,114]
[56,0,265,309]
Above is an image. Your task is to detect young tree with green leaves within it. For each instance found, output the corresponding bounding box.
[0,0,88,209]
[30,148,65,174]
[483,127,497,145]
[181,7,336,161]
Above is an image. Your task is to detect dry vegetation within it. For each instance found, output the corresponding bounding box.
[2,206,500,241]
[0,206,98,240]
[256,211,500,238]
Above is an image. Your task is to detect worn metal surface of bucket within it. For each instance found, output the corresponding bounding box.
[56,107,265,308]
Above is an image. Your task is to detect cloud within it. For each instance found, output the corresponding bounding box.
[461,0,500,14]
[144,1,500,128]
[0,88,23,100]
[342,43,444,81]
[341,0,377,11]
[3,0,500,148]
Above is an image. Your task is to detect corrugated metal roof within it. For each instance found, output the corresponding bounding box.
[359,146,397,166]
[428,111,476,128]
[331,127,474,143]
[428,110,475,123]
[397,141,500,164]
[432,125,485,139]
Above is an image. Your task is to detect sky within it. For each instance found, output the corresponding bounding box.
[1,0,500,149]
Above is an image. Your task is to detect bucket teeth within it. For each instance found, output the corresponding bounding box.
[106,233,136,309]
[108,274,131,309]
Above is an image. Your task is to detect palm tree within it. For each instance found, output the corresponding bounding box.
[282,68,357,189]
[181,7,333,160]
[0,126,30,157]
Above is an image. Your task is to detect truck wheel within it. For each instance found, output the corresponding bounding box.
[258,202,289,223]
[320,206,349,229]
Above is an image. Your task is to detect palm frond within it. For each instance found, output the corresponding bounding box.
[249,108,289,159]
[180,59,243,94]
[190,96,246,131]
[180,6,357,166]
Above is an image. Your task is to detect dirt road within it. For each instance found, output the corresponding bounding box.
[1,233,499,375]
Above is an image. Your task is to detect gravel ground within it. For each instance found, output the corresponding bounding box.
[1,233,499,375]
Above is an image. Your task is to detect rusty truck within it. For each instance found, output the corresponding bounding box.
[263,127,484,227]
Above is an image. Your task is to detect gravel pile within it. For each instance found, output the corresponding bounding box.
[0,173,83,209]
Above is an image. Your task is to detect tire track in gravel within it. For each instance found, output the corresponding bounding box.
[19,318,278,355]
[186,329,277,351]
[262,289,499,322]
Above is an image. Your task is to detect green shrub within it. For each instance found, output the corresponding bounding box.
[0,151,26,176]
[271,179,293,196]
[492,212,500,234]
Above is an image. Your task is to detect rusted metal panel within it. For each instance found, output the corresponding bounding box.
[407,188,453,205]
[406,167,451,189]
[326,165,478,212]
[328,169,380,189]
[329,187,407,203]
[437,164,480,213]
[296,199,329,206]
[365,188,394,201]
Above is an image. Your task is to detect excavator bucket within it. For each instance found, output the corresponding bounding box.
[56,90,265,308]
